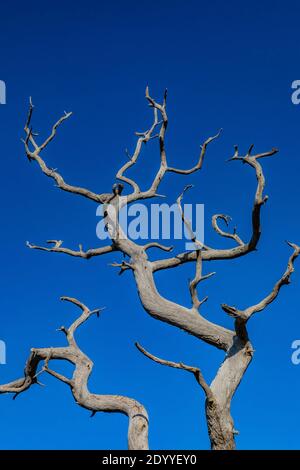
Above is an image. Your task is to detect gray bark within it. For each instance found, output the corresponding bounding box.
[0,297,149,450]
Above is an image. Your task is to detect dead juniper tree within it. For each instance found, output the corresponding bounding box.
[0,297,149,450]
[5,88,298,449]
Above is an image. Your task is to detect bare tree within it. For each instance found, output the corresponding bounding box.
[5,89,298,449]
[0,297,149,450]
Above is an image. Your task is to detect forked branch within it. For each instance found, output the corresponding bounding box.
[116,107,160,193]
[189,250,215,309]
[127,88,222,203]
[23,98,113,203]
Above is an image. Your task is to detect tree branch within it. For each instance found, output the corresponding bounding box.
[127,88,221,203]
[116,108,160,193]
[176,184,211,251]
[212,214,244,246]
[167,129,222,174]
[23,98,113,203]
[0,297,149,450]
[127,87,168,202]
[152,145,278,272]
[221,242,300,322]
[143,242,174,252]
[189,250,215,309]
[135,342,213,400]
[26,240,116,259]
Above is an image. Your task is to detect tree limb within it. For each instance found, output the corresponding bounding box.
[116,108,160,193]
[143,242,173,252]
[189,250,215,309]
[26,240,116,259]
[127,88,221,203]
[168,129,222,174]
[221,242,300,322]
[23,98,113,203]
[0,297,149,450]
[152,145,278,272]
[212,215,244,246]
[135,342,213,400]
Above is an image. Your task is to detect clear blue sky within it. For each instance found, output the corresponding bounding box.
[0,0,300,450]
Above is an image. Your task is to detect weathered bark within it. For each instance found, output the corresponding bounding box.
[206,336,253,449]
[205,399,236,450]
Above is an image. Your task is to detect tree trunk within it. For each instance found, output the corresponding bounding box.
[206,336,254,450]
[206,399,236,450]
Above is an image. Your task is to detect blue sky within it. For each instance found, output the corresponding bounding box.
[0,0,300,450]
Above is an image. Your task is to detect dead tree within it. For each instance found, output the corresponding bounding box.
[15,89,299,449]
[0,297,149,450]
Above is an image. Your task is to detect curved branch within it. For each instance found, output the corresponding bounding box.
[212,214,244,246]
[222,242,300,322]
[127,87,168,202]
[176,184,212,251]
[23,99,113,203]
[26,240,116,259]
[128,89,221,203]
[168,129,222,174]
[116,108,160,193]
[135,342,213,400]
[228,144,278,250]
[152,145,278,272]
[0,298,149,450]
[143,242,173,252]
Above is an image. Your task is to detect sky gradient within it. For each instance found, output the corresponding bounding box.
[0,0,300,450]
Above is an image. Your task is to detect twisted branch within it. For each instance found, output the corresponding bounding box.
[228,144,278,250]
[152,144,278,272]
[0,297,149,450]
[143,242,174,252]
[212,215,244,246]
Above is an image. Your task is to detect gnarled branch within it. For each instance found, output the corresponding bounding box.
[127,88,221,203]
[152,144,278,272]
[0,297,149,450]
